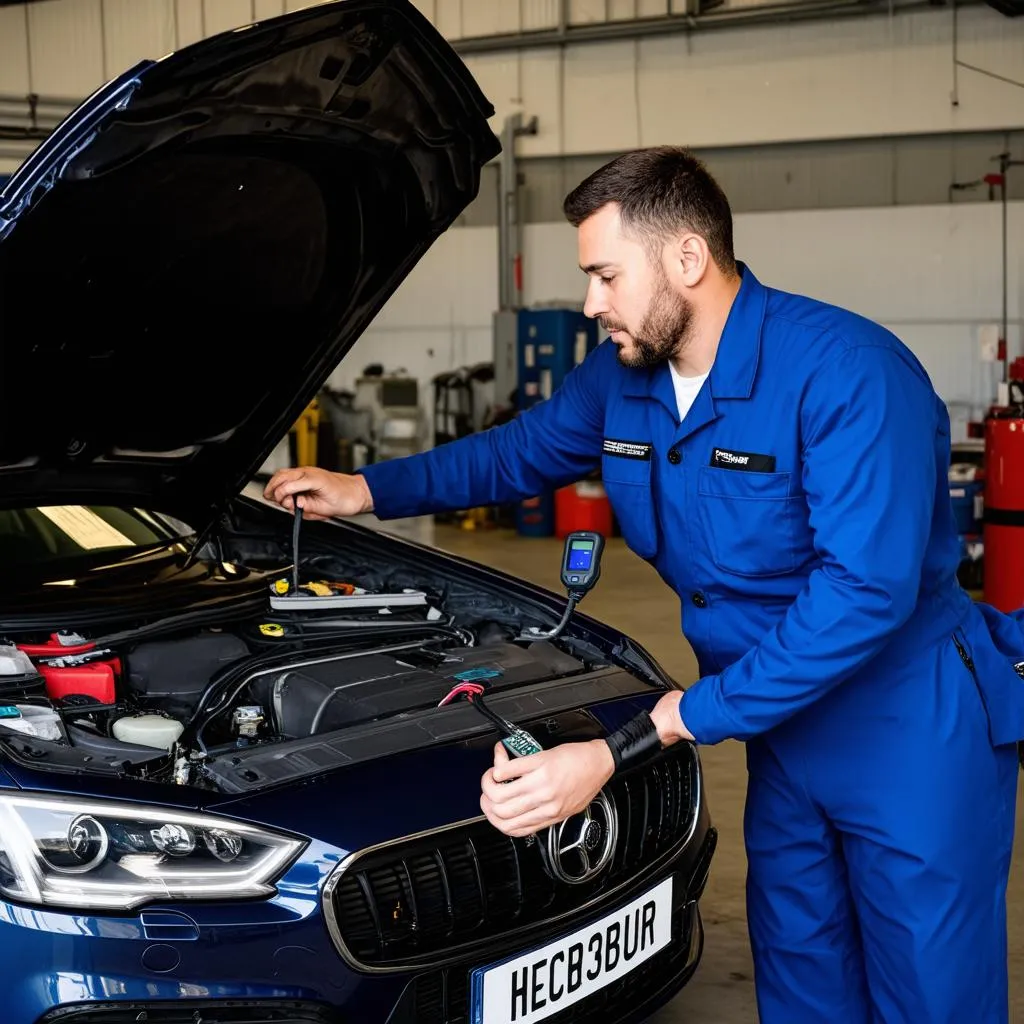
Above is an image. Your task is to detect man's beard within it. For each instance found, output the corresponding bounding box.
[603,276,693,369]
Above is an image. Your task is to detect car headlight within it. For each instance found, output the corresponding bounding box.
[0,794,305,910]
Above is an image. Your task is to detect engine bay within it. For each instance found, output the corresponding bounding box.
[0,627,594,790]
[0,515,654,793]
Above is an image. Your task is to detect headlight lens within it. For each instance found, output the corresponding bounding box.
[0,794,305,910]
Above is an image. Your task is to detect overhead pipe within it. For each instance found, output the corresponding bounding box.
[0,93,80,112]
[498,112,539,311]
[0,127,49,142]
[454,0,983,55]
[0,92,77,148]
[992,151,1024,384]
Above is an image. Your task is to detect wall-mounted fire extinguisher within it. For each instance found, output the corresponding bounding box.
[984,378,1024,613]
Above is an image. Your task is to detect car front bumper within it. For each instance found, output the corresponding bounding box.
[2,821,715,1024]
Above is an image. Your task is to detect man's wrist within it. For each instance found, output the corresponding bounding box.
[603,711,663,773]
[650,690,693,745]
[589,738,616,782]
[353,471,375,514]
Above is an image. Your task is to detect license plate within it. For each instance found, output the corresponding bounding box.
[469,876,674,1024]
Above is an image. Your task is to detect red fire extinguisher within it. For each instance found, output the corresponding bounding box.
[984,379,1024,612]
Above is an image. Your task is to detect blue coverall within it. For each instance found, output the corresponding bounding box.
[360,263,1024,1023]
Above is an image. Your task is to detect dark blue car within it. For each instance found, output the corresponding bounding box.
[0,3,716,1022]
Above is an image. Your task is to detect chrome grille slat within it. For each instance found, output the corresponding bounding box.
[464,834,488,927]
[432,848,454,938]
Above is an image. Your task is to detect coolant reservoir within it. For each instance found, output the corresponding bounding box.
[112,714,184,750]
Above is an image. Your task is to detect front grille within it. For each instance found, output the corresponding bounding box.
[325,743,698,970]
[407,896,699,1024]
[37,1000,337,1024]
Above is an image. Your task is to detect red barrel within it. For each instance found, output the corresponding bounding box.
[555,481,613,539]
[984,411,1024,611]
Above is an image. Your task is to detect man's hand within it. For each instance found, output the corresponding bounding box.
[262,467,373,521]
[481,740,614,838]
[480,692,694,838]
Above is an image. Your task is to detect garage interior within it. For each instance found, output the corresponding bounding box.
[1,0,1023,1020]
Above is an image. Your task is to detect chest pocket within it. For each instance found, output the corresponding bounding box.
[696,465,799,577]
[601,453,659,560]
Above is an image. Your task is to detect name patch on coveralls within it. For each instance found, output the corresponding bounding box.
[602,439,652,460]
[711,448,776,472]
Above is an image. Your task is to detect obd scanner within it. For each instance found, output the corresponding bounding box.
[442,532,607,757]
[520,530,606,641]
[561,531,604,597]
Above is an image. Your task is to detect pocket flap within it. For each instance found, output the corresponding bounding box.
[602,452,653,486]
[698,466,792,500]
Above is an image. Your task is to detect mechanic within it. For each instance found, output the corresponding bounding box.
[264,146,1024,1024]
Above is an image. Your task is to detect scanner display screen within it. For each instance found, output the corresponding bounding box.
[567,539,595,571]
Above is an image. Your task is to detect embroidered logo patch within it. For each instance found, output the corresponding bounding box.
[603,439,653,461]
[711,448,776,472]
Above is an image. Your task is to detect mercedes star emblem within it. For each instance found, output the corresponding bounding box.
[540,790,618,885]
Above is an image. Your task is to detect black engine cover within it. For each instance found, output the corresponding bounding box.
[253,641,584,738]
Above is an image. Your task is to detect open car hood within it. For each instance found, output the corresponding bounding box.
[0,0,499,528]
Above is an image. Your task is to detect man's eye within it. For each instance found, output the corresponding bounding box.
[601,276,615,284]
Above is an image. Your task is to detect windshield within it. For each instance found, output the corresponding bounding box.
[0,506,193,565]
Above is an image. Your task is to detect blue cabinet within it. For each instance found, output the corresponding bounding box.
[513,308,598,535]
[516,308,598,412]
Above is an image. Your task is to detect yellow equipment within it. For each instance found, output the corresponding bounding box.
[289,399,320,467]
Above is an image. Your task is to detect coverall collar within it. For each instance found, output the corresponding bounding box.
[621,261,767,424]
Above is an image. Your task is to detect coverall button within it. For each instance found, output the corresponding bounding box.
[667,448,681,465]
[692,592,707,608]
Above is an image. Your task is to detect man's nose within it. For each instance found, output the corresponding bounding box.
[583,280,606,320]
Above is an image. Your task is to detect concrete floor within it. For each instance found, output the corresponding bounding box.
[411,522,1024,1023]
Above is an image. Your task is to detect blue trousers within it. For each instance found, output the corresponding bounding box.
[743,631,1019,1023]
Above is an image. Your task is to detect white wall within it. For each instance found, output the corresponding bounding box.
[460,7,1024,156]
[1,0,1021,176]
[335,202,1024,414]
[0,0,327,173]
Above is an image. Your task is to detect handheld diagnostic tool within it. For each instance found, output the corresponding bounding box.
[519,530,607,642]
[560,531,605,598]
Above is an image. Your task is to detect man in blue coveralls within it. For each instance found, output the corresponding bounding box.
[265,147,1024,1023]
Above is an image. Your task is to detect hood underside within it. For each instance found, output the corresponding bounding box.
[0,0,499,526]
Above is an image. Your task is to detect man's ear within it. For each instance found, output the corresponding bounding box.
[676,233,712,288]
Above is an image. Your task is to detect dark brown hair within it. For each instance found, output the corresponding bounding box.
[563,147,736,274]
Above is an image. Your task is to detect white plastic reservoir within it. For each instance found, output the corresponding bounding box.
[112,714,184,750]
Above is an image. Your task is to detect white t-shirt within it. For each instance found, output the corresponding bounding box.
[669,361,710,424]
